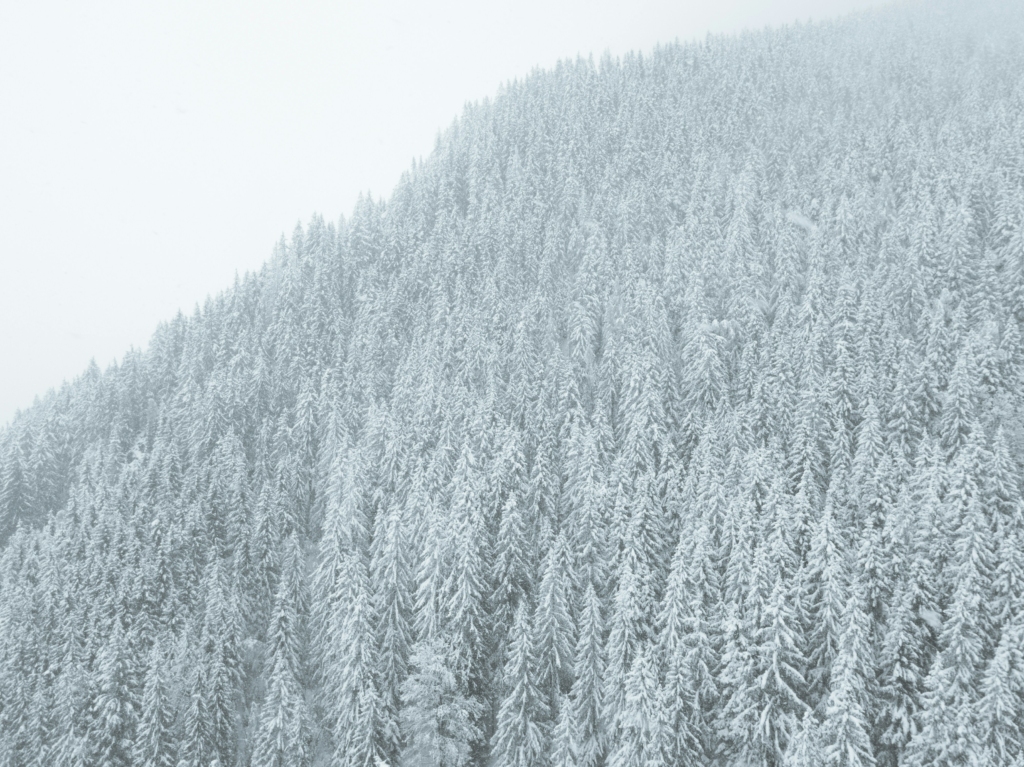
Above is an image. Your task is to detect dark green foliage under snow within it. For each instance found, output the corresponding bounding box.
[3,1,1024,765]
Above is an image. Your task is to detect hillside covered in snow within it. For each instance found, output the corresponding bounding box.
[2,1,1024,766]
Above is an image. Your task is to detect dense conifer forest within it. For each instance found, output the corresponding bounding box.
[3,1,1024,765]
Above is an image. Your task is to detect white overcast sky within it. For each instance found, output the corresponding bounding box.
[0,0,890,426]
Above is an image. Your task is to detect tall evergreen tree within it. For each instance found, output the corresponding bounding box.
[252,535,310,767]
[88,623,138,767]
[134,641,176,767]
[824,581,877,767]
[492,603,546,767]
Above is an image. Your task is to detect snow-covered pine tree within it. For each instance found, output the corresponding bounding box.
[252,535,311,767]
[492,603,546,767]
[134,641,176,767]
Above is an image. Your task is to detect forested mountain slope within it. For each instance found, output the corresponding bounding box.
[3,1,1024,765]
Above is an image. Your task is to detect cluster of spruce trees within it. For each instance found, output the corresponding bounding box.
[2,1,1024,766]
